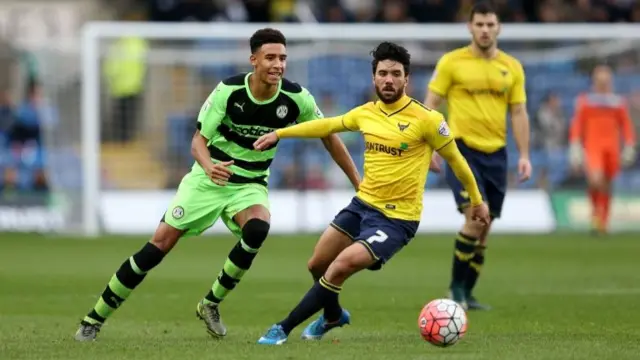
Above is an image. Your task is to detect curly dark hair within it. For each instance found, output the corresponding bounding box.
[249,28,286,54]
[370,42,411,76]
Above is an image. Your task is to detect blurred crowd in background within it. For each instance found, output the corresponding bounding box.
[1,0,640,195]
[141,0,640,24]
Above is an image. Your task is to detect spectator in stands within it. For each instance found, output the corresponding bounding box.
[410,0,456,23]
[536,92,567,151]
[102,14,148,143]
[535,92,568,188]
[375,0,412,22]
[0,89,14,189]
[277,164,301,189]
[537,1,563,22]
[0,89,14,141]
[631,2,640,22]
[333,0,374,21]
[304,164,329,190]
[627,90,640,167]
[0,38,19,102]
[317,0,357,22]
[270,0,298,21]
[148,0,220,22]
[7,79,54,191]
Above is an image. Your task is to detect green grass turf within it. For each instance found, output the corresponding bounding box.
[1,233,639,359]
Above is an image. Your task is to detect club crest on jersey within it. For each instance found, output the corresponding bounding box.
[276,105,288,119]
[438,121,450,136]
[397,122,410,131]
[172,206,184,219]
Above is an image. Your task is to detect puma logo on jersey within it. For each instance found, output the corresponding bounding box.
[234,102,245,112]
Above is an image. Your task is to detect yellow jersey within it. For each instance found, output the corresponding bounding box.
[428,46,527,153]
[276,95,483,221]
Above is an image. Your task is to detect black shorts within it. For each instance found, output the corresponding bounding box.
[330,197,419,270]
[445,139,507,218]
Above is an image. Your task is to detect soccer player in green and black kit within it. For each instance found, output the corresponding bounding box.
[74,28,361,341]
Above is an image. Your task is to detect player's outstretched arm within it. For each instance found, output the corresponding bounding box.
[253,116,350,151]
[437,141,489,224]
[278,116,348,138]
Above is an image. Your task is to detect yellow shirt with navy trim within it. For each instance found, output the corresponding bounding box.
[275,95,483,221]
[428,46,527,153]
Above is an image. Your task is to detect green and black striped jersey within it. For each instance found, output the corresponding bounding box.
[194,72,323,186]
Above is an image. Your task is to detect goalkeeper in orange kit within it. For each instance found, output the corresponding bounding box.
[569,65,636,234]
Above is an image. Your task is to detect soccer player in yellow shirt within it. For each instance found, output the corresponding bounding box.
[425,2,532,311]
[253,42,490,345]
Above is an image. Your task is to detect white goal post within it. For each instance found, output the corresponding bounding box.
[80,22,640,237]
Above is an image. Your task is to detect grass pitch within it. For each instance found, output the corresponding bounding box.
[1,233,639,359]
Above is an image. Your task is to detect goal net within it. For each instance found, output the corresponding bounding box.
[66,23,640,235]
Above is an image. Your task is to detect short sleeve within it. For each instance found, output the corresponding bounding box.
[340,107,361,131]
[424,112,454,150]
[296,88,324,123]
[509,61,527,104]
[428,54,453,97]
[197,82,229,139]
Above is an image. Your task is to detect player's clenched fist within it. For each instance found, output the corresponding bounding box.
[469,202,490,226]
[254,132,279,151]
[205,161,234,186]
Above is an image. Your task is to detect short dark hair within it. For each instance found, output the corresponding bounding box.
[370,42,411,75]
[469,1,498,22]
[249,28,286,54]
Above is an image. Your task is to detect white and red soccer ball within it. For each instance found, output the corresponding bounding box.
[418,298,468,347]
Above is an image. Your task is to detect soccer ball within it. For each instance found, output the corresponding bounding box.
[418,298,467,347]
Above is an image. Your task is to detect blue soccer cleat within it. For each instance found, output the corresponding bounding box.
[301,309,351,340]
[257,324,288,345]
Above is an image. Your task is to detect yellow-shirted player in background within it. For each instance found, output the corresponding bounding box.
[425,2,532,311]
[253,42,489,345]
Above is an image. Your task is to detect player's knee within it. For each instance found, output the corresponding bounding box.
[587,171,606,190]
[325,247,372,283]
[241,218,270,249]
[307,257,328,281]
[324,259,356,283]
[150,222,184,253]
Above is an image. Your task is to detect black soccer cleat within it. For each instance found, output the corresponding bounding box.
[466,296,492,311]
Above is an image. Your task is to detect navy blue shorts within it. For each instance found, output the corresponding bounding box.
[445,139,507,218]
[330,197,419,270]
